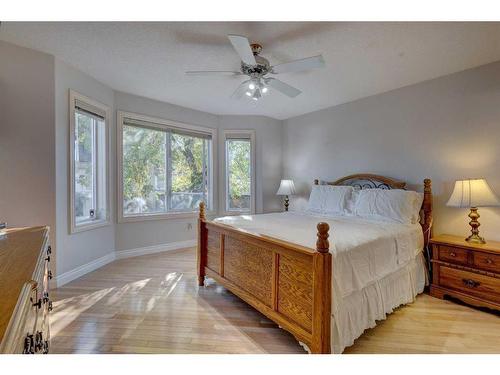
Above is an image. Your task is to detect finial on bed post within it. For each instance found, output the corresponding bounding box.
[199,201,206,221]
[314,179,319,185]
[316,222,330,253]
[424,178,432,193]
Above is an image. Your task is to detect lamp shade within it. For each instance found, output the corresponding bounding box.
[276,179,296,196]
[446,179,500,208]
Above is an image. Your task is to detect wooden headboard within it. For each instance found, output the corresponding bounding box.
[314,174,433,246]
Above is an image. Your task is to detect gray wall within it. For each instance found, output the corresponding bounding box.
[54,59,116,274]
[283,61,500,241]
[114,92,283,251]
[0,41,56,258]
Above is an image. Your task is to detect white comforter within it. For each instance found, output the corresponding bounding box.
[214,211,426,353]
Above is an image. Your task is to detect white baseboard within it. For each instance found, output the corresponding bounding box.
[54,251,116,288]
[52,239,196,288]
[115,239,196,260]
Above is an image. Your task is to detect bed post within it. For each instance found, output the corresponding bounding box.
[422,179,433,248]
[197,201,207,286]
[311,222,332,354]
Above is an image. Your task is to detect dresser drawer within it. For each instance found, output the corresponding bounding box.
[438,245,469,265]
[439,266,500,303]
[0,227,51,354]
[0,282,39,353]
[473,252,500,274]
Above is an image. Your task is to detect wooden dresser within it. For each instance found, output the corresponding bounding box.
[430,234,500,311]
[0,227,53,354]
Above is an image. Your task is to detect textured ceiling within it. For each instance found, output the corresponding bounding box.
[2,22,500,119]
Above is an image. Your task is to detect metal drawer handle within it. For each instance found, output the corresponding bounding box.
[462,278,480,288]
[47,245,52,255]
[42,292,53,311]
[48,270,53,280]
[485,258,494,265]
[32,298,42,309]
[34,331,43,351]
[42,340,49,354]
[23,334,34,354]
[449,251,457,257]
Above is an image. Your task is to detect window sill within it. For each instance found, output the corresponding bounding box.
[118,210,216,223]
[71,219,110,234]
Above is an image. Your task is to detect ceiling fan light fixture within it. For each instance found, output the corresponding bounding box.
[253,88,262,100]
[262,86,268,94]
[245,91,252,97]
[248,83,255,90]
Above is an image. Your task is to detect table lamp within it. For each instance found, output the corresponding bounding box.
[276,179,296,212]
[446,178,500,244]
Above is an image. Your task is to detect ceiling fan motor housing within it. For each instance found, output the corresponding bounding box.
[241,54,270,77]
[250,43,262,55]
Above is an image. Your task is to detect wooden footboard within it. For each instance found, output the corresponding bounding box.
[197,202,332,354]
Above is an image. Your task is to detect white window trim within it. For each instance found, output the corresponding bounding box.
[117,110,217,223]
[69,90,111,234]
[221,129,256,216]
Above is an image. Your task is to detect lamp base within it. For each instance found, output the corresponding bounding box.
[284,195,289,212]
[466,207,486,244]
[465,234,486,244]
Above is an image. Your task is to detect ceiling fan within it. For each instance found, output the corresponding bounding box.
[186,35,325,101]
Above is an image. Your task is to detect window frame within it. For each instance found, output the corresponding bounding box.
[69,90,111,234]
[117,111,217,223]
[222,129,256,215]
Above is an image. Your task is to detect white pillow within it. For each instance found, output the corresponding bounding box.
[352,189,423,224]
[307,185,354,215]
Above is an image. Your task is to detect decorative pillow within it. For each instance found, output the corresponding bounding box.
[307,185,354,215]
[352,189,423,224]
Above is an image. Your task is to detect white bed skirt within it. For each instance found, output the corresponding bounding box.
[331,252,427,353]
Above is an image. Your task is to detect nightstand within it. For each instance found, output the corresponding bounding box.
[430,234,500,311]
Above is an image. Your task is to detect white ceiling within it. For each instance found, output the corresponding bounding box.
[2,22,500,120]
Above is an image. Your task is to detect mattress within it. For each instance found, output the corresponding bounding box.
[213,211,427,353]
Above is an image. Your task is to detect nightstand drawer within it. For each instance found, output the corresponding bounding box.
[473,252,500,274]
[439,266,500,303]
[438,245,469,265]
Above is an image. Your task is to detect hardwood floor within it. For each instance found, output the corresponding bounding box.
[51,248,500,354]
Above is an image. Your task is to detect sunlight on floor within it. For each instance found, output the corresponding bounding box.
[51,287,115,336]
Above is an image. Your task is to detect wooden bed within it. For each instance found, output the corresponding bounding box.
[197,174,433,354]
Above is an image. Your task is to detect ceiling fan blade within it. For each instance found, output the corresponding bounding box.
[271,55,325,74]
[231,80,251,99]
[227,35,256,66]
[185,71,242,76]
[266,78,301,98]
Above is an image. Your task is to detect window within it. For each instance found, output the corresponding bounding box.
[69,90,109,233]
[118,112,215,221]
[224,130,255,213]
